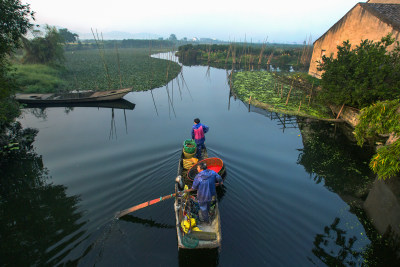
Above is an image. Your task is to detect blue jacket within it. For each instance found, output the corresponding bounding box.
[191,123,209,145]
[192,169,222,203]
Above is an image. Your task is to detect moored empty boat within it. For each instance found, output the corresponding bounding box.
[15,88,132,104]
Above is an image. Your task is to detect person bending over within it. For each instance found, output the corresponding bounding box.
[192,162,222,223]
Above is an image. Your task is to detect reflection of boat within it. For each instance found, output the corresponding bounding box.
[15,88,132,104]
[20,99,136,110]
[174,145,225,249]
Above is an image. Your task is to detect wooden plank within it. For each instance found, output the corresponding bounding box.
[187,231,217,241]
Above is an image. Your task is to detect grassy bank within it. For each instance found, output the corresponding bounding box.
[13,64,66,93]
[231,71,333,119]
[13,48,181,93]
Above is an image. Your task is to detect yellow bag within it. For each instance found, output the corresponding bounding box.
[183,157,198,170]
[181,217,197,234]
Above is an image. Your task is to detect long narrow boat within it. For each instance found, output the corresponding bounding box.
[174,145,225,249]
[19,99,136,110]
[15,88,132,104]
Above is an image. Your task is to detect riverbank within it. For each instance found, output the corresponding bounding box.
[231,69,400,253]
[323,104,400,252]
[12,48,181,93]
[230,71,340,121]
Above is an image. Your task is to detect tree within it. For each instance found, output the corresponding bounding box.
[317,34,400,109]
[22,25,64,64]
[0,0,35,56]
[0,0,35,130]
[169,34,177,42]
[58,28,78,43]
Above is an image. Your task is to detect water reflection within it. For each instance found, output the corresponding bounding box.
[0,126,86,266]
[246,104,301,132]
[179,248,219,267]
[310,218,363,266]
[297,120,374,197]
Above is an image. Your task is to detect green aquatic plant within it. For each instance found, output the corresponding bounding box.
[355,100,400,179]
[231,71,331,119]
[13,48,182,93]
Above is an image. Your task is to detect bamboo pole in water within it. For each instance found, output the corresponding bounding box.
[285,80,294,105]
[91,28,112,90]
[225,44,232,66]
[115,43,122,89]
[258,40,266,66]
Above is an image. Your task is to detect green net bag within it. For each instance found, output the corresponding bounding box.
[182,234,199,248]
[183,139,196,154]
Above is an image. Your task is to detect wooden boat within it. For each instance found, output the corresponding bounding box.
[174,145,225,249]
[15,88,132,104]
[19,99,136,110]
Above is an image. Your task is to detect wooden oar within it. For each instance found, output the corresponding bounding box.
[115,188,196,219]
[115,182,223,219]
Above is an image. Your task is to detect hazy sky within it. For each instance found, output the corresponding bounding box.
[23,0,363,43]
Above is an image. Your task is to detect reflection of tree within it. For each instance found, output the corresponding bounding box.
[310,218,362,266]
[0,125,86,266]
[179,248,219,267]
[24,107,48,120]
[297,121,374,197]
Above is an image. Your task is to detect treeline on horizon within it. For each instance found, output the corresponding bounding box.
[176,43,313,69]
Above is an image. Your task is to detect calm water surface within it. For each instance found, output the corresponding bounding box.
[6,53,379,266]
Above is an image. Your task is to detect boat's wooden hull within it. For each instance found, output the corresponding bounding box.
[174,147,222,249]
[15,88,132,104]
[20,99,136,110]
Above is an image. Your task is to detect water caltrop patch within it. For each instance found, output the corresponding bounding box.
[231,71,331,119]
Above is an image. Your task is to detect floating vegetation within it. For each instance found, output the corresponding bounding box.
[231,71,332,119]
[63,48,181,92]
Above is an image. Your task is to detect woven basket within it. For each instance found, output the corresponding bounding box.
[183,139,196,154]
[183,158,198,170]
[183,148,196,159]
[188,157,225,181]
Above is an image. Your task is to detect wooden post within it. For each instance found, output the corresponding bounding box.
[298,101,302,112]
[336,104,345,119]
[285,81,294,105]
[280,84,283,98]
[308,82,314,107]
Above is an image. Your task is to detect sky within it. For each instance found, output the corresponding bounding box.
[23,0,363,43]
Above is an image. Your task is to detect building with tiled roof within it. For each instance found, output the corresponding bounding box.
[308,0,400,78]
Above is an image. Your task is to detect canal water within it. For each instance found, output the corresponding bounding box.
[4,53,383,266]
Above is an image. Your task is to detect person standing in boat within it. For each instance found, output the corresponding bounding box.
[191,118,209,159]
[192,162,222,223]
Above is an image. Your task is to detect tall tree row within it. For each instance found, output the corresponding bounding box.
[0,0,35,130]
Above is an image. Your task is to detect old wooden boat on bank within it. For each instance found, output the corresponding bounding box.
[15,88,132,104]
[19,98,136,110]
[174,143,226,249]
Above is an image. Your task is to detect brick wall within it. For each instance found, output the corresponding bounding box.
[308,3,400,78]
[368,0,400,3]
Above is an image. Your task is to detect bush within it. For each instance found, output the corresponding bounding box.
[317,34,400,109]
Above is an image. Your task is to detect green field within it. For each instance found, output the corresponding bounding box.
[14,48,181,93]
[231,71,332,119]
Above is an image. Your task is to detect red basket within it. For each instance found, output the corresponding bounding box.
[187,157,225,181]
